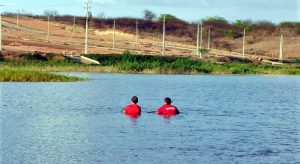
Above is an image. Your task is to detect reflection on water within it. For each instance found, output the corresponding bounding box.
[1,74,300,163]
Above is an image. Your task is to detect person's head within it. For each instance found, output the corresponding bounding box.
[131,96,139,104]
[164,97,172,105]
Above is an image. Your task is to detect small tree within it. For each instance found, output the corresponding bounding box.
[234,19,254,32]
[144,9,156,21]
[158,14,186,23]
[205,16,228,24]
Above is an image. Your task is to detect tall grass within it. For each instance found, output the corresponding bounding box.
[0,69,83,82]
[0,51,299,76]
[84,51,299,75]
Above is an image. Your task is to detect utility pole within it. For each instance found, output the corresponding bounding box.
[113,19,115,49]
[279,32,283,60]
[84,0,92,54]
[207,28,211,50]
[242,28,246,58]
[135,20,138,46]
[72,16,76,37]
[47,16,50,42]
[200,25,203,58]
[162,15,166,55]
[196,24,200,55]
[17,9,19,28]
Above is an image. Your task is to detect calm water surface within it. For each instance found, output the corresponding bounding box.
[1,74,300,164]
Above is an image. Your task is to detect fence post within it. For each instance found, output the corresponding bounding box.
[196,24,199,55]
[243,28,246,58]
[207,28,211,50]
[17,9,19,28]
[162,15,166,55]
[279,33,283,60]
[113,19,115,49]
[200,25,203,58]
[47,16,50,42]
[84,0,91,54]
[136,20,139,46]
[73,16,76,37]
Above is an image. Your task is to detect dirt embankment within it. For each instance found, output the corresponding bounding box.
[1,16,300,60]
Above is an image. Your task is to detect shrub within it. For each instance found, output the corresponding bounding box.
[21,53,48,61]
[234,20,254,32]
[224,30,240,39]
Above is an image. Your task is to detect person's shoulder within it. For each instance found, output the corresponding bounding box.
[156,105,165,111]
[136,104,141,109]
[172,105,178,109]
[125,104,131,108]
[159,105,168,109]
[124,104,133,109]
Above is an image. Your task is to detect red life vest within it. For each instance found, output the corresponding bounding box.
[123,104,141,115]
[156,104,180,115]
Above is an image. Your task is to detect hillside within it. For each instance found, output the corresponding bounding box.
[1,15,300,61]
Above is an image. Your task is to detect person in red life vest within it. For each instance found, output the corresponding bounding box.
[123,96,141,116]
[156,97,180,116]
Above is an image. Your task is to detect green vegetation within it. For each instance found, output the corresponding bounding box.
[234,20,254,32]
[0,51,299,82]
[158,14,187,24]
[0,53,85,82]
[0,54,4,61]
[0,69,83,82]
[224,30,240,39]
[83,51,300,75]
[204,16,228,24]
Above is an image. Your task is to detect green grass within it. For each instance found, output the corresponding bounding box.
[0,51,299,81]
[0,69,84,82]
[84,51,300,75]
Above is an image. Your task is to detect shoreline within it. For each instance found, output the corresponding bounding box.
[1,52,300,82]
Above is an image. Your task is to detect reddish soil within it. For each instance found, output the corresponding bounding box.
[1,16,299,61]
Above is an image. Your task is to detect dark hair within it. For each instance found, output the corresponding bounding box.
[131,96,138,104]
[164,97,172,105]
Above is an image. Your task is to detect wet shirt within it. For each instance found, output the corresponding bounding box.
[123,104,141,115]
[156,104,180,115]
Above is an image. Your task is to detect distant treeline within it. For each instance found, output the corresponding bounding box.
[3,11,300,40]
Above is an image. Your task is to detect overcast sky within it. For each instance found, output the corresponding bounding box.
[1,0,299,23]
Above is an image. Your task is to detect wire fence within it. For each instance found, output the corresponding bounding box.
[1,13,299,61]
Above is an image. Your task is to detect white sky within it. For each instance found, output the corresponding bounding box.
[0,0,299,23]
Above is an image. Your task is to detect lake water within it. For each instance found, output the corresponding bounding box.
[1,74,300,164]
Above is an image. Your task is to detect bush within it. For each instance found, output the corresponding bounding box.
[204,16,228,24]
[254,21,276,34]
[234,20,254,32]
[158,14,186,24]
[297,27,300,35]
[21,53,48,61]
[0,52,4,61]
[224,30,240,39]
[198,49,210,55]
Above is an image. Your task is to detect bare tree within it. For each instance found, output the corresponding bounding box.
[143,9,156,21]
[44,10,59,20]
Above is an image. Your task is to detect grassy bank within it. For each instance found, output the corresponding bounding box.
[0,69,83,82]
[1,52,300,78]
[84,52,300,75]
